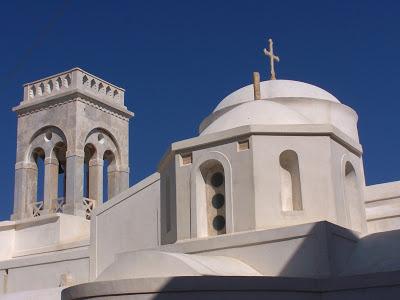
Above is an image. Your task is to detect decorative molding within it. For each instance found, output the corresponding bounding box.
[15,95,133,121]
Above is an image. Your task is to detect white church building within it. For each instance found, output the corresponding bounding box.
[1,49,400,299]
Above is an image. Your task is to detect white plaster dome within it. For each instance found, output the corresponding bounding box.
[214,79,340,113]
[199,79,359,142]
[201,101,309,135]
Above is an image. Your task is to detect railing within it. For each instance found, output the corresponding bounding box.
[28,201,44,217]
[27,197,96,220]
[23,68,125,106]
[83,198,96,220]
[53,197,66,213]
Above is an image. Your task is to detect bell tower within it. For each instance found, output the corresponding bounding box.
[12,68,134,220]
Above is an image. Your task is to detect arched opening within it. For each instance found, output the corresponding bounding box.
[31,147,45,216]
[23,126,68,217]
[344,161,362,232]
[103,150,115,202]
[199,160,226,236]
[83,144,97,199]
[279,150,302,211]
[53,142,67,199]
[32,148,45,203]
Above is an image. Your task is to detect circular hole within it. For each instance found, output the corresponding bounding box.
[44,131,52,142]
[212,194,225,209]
[98,133,105,144]
[211,172,224,187]
[212,215,226,231]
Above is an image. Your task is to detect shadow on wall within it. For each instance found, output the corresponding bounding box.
[61,223,400,299]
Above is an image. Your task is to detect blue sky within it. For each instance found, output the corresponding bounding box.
[1,0,399,220]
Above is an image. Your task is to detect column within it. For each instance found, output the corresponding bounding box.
[43,157,59,213]
[12,162,37,220]
[88,158,103,203]
[64,150,85,217]
[107,165,129,200]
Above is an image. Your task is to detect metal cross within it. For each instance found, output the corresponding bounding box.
[263,38,280,80]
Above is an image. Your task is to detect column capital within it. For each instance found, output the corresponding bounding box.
[107,165,129,173]
[44,157,59,165]
[66,149,85,158]
[15,161,37,170]
[88,159,104,167]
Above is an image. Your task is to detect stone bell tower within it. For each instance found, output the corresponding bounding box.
[12,68,134,220]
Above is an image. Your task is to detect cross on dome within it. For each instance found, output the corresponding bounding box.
[263,38,280,80]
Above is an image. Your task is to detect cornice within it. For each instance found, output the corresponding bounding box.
[13,91,134,121]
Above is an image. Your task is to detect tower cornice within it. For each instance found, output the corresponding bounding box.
[12,91,134,121]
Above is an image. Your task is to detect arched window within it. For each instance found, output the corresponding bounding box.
[279,150,302,211]
[199,161,226,236]
[53,142,67,199]
[83,144,96,199]
[103,150,115,202]
[344,161,362,231]
[32,148,45,204]
[24,126,67,217]
[84,129,121,204]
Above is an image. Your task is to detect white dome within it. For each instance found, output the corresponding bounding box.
[214,79,340,113]
[201,101,309,135]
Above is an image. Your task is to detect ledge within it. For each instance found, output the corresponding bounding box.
[0,245,89,269]
[159,124,363,170]
[12,90,134,120]
[62,270,400,299]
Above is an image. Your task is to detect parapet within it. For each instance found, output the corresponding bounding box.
[19,68,125,108]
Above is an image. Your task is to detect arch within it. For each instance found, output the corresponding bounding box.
[28,126,68,157]
[190,151,233,238]
[342,160,363,232]
[25,127,68,216]
[279,150,302,211]
[84,127,121,164]
[103,150,116,202]
[83,128,121,203]
[31,147,45,205]
[53,141,67,199]
[84,143,97,198]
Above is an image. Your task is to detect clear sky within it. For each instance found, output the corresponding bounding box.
[1,0,399,220]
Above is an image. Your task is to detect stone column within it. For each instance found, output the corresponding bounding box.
[12,162,37,220]
[43,157,59,213]
[107,165,129,200]
[64,150,85,217]
[88,158,103,203]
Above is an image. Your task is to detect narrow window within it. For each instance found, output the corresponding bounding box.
[201,162,226,236]
[279,150,302,211]
[34,149,45,203]
[103,150,115,202]
[53,142,67,200]
[31,148,45,217]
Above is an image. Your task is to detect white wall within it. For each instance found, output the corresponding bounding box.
[365,181,400,233]
[90,173,160,279]
[0,287,62,300]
